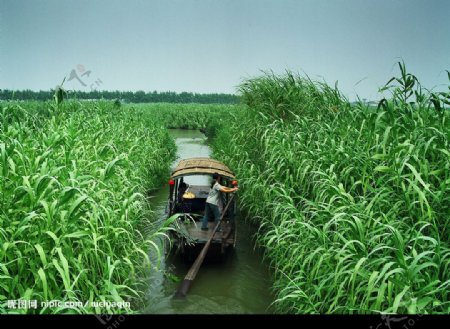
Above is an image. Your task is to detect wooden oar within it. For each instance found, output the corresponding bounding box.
[175,194,236,298]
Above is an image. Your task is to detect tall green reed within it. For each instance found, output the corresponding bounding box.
[212,64,449,313]
[0,100,176,313]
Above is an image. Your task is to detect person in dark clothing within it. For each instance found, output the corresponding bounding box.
[177,181,188,203]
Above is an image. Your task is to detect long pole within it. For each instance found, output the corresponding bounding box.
[175,194,236,298]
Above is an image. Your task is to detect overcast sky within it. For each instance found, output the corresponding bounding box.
[0,0,449,100]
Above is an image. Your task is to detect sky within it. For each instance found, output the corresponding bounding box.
[0,0,449,101]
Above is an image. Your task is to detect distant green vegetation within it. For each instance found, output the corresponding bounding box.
[0,100,176,313]
[0,89,240,104]
[126,103,240,134]
[212,64,450,313]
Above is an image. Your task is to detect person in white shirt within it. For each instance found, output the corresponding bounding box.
[201,173,238,231]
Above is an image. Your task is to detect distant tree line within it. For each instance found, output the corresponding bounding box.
[0,89,241,104]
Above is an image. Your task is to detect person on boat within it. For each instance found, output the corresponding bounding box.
[177,181,188,203]
[201,173,238,231]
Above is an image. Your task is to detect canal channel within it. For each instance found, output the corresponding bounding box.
[143,129,274,314]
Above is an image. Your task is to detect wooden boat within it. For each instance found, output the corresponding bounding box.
[167,157,238,261]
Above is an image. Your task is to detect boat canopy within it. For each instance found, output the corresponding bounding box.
[171,157,236,180]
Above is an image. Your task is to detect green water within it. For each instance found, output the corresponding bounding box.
[143,129,274,314]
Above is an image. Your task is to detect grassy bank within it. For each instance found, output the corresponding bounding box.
[0,100,176,313]
[212,65,449,313]
[125,103,239,136]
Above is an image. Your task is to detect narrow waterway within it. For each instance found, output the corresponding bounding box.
[143,129,274,314]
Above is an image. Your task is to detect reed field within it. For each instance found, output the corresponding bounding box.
[126,102,237,134]
[1,63,448,314]
[212,64,450,313]
[0,100,177,313]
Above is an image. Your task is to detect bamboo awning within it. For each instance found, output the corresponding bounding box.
[171,157,235,179]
